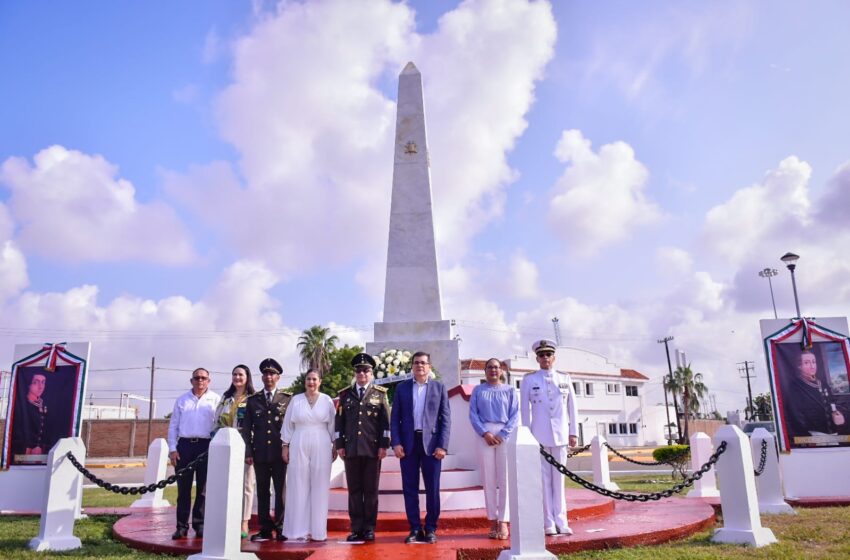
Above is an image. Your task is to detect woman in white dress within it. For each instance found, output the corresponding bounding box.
[280,368,337,541]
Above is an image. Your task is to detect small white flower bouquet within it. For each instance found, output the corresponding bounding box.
[373,349,413,384]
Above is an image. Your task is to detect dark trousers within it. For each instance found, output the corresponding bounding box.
[344,456,381,533]
[175,438,210,530]
[254,460,286,534]
[400,431,441,533]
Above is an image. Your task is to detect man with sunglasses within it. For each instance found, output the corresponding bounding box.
[334,352,390,542]
[167,367,220,540]
[520,340,578,536]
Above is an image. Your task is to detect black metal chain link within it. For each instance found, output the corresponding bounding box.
[603,442,691,466]
[539,441,727,502]
[65,451,208,495]
[568,444,591,458]
[753,439,768,477]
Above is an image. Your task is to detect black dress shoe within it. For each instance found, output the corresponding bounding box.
[422,531,437,544]
[171,528,188,540]
[250,531,273,542]
[194,528,203,538]
[346,533,363,542]
[404,529,422,544]
[362,530,375,542]
[275,532,287,542]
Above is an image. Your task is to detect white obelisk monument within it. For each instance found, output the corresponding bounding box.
[366,62,460,388]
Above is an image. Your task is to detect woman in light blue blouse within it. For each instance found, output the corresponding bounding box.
[469,358,519,540]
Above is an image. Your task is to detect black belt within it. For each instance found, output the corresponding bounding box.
[179,437,210,443]
[414,430,423,434]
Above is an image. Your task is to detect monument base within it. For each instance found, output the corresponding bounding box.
[0,467,46,512]
[712,527,777,547]
[29,535,82,552]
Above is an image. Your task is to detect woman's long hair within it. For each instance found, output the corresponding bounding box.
[222,364,256,399]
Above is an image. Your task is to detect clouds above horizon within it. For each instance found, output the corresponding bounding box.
[0,146,195,266]
[548,130,661,256]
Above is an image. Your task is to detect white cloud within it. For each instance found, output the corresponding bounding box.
[166,0,557,274]
[702,156,812,266]
[0,146,195,265]
[548,130,661,256]
[508,251,540,299]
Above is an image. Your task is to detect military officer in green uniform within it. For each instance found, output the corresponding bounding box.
[335,353,390,542]
[243,358,292,542]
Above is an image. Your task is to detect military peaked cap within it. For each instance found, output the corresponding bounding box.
[259,357,282,375]
[351,352,377,369]
[532,339,557,355]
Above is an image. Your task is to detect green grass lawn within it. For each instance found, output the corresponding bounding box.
[82,486,180,509]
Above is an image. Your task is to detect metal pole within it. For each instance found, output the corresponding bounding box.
[766,274,778,319]
[789,267,802,318]
[739,361,755,421]
[146,356,155,447]
[658,336,680,444]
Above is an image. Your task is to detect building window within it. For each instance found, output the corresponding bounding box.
[608,423,617,434]
[619,423,627,434]
[516,380,522,389]
[585,383,594,396]
[628,423,638,434]
[625,385,638,396]
[572,382,582,396]
[606,383,621,394]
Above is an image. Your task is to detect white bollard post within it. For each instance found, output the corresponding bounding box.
[751,428,795,515]
[29,437,86,551]
[188,428,257,560]
[498,426,556,560]
[131,438,171,508]
[591,435,619,491]
[711,425,777,547]
[687,432,719,498]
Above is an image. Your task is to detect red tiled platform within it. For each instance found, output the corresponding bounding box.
[786,496,850,508]
[112,489,716,559]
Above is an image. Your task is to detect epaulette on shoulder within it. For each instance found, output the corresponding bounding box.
[373,385,388,393]
[280,390,293,396]
[337,387,351,396]
[248,392,263,399]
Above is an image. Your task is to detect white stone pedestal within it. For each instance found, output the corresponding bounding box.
[711,425,777,547]
[591,436,619,491]
[687,432,719,498]
[751,429,794,515]
[131,438,170,508]
[29,437,86,551]
[189,429,257,560]
[498,426,556,560]
[779,448,850,499]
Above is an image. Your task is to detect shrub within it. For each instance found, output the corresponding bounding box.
[652,444,691,479]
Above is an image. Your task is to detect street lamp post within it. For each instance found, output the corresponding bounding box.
[657,336,681,444]
[758,268,779,319]
[780,252,802,318]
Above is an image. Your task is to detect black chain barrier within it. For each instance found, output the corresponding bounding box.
[567,444,591,458]
[540,441,727,502]
[603,442,691,467]
[753,439,768,477]
[65,451,208,495]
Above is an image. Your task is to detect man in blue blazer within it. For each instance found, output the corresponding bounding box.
[390,351,451,544]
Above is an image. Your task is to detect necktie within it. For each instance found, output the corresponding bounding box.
[359,387,365,400]
[266,391,273,404]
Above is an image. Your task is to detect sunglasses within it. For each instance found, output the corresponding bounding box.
[192,377,210,382]
[354,367,373,373]
[537,352,554,358]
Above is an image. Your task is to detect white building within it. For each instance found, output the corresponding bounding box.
[461,346,668,447]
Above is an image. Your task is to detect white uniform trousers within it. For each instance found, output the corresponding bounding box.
[283,425,332,540]
[242,463,256,522]
[540,445,569,531]
[476,421,510,522]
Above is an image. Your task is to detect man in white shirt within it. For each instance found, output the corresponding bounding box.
[520,340,578,536]
[167,367,220,540]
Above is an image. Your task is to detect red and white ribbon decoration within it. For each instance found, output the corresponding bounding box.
[42,342,67,372]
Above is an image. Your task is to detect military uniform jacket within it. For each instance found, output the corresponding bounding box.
[243,389,292,462]
[520,369,578,448]
[335,384,391,457]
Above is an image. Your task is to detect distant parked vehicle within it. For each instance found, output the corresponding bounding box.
[741,421,776,436]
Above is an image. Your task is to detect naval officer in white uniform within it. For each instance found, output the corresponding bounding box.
[519,339,578,536]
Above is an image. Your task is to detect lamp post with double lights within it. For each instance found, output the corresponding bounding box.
[758,268,779,319]
[780,252,802,318]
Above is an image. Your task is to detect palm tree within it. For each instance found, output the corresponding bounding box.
[297,325,339,378]
[667,364,708,442]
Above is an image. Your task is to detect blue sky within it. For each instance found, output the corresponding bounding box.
[1,0,849,415]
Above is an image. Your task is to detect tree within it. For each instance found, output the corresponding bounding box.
[753,392,774,421]
[297,325,339,378]
[668,363,708,443]
[287,344,364,398]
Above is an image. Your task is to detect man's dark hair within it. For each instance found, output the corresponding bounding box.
[412,351,431,363]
